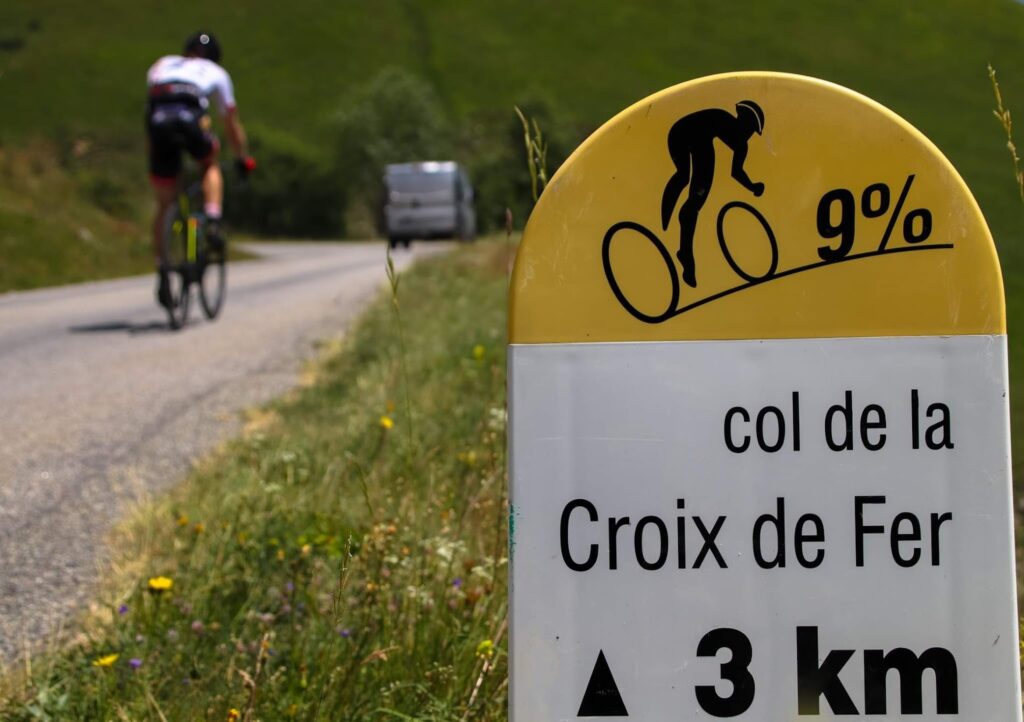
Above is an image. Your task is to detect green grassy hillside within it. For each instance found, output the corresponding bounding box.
[4,2,1024,147]
[2,1,1024,294]
[3,2,1024,273]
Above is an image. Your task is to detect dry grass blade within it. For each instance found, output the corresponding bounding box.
[515,106,549,202]
[989,64,1024,201]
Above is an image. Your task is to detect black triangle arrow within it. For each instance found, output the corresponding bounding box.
[577,650,629,717]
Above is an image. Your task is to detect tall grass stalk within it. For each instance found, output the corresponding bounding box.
[386,245,416,450]
[989,64,1024,201]
[515,107,549,203]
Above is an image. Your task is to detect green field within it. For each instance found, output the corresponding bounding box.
[4,2,1024,150]
[4,1,1024,286]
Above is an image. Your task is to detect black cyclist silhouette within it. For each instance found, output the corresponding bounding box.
[661,100,765,287]
[603,97,950,325]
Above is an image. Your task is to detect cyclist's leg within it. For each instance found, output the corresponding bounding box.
[150,179,177,262]
[150,179,177,306]
[185,116,226,249]
[184,114,222,220]
[677,143,715,288]
[147,129,183,265]
[661,146,692,231]
[147,123,183,308]
[200,148,225,248]
[199,144,222,219]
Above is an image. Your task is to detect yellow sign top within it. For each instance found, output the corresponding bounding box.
[510,72,1004,343]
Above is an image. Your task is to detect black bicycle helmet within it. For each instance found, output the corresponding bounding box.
[183,31,222,64]
[736,100,765,134]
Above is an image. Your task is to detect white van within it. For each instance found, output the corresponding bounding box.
[383,161,476,247]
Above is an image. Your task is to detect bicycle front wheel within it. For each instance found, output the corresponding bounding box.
[161,204,192,329]
[716,201,779,283]
[199,239,227,320]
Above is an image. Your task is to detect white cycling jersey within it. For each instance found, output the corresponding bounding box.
[147,55,236,116]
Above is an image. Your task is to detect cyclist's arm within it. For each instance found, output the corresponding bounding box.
[212,68,248,158]
[224,106,249,158]
[729,142,758,192]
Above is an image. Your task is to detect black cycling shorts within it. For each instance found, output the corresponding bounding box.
[146,101,218,183]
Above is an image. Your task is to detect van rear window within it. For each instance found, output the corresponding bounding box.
[387,172,455,196]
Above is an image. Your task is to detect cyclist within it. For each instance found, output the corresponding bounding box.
[146,31,256,308]
[660,100,765,288]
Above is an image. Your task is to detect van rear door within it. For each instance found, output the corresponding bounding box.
[385,166,459,240]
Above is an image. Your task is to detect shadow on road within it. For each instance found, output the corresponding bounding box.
[68,320,171,335]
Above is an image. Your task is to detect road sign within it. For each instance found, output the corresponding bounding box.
[508,72,1021,720]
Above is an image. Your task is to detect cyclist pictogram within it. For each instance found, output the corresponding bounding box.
[661,100,766,288]
[601,99,949,325]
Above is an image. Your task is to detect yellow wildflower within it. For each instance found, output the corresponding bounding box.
[473,344,486,361]
[193,522,206,534]
[301,543,312,557]
[175,514,189,527]
[93,653,119,667]
[147,576,173,592]
[276,549,286,561]
[227,709,241,722]
[476,639,494,659]
[379,415,394,430]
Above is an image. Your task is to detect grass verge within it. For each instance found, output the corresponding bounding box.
[0,140,151,292]
[0,240,512,721]
[0,140,258,293]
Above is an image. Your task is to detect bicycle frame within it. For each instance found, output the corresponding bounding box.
[173,181,204,265]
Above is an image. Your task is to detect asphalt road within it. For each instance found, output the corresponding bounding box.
[0,241,439,659]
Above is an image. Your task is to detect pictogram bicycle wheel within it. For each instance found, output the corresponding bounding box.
[716,201,779,283]
[602,221,681,324]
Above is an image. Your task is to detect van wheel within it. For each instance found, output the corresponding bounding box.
[388,236,402,249]
[402,239,411,248]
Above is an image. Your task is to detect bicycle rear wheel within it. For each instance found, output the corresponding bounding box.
[161,205,192,329]
[199,238,227,320]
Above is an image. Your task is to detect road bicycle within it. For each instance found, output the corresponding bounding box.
[160,173,227,330]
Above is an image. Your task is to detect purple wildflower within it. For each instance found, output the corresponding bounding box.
[452,577,463,588]
[129,658,142,670]
[117,604,129,615]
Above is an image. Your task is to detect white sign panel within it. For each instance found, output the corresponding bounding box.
[510,336,1017,718]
